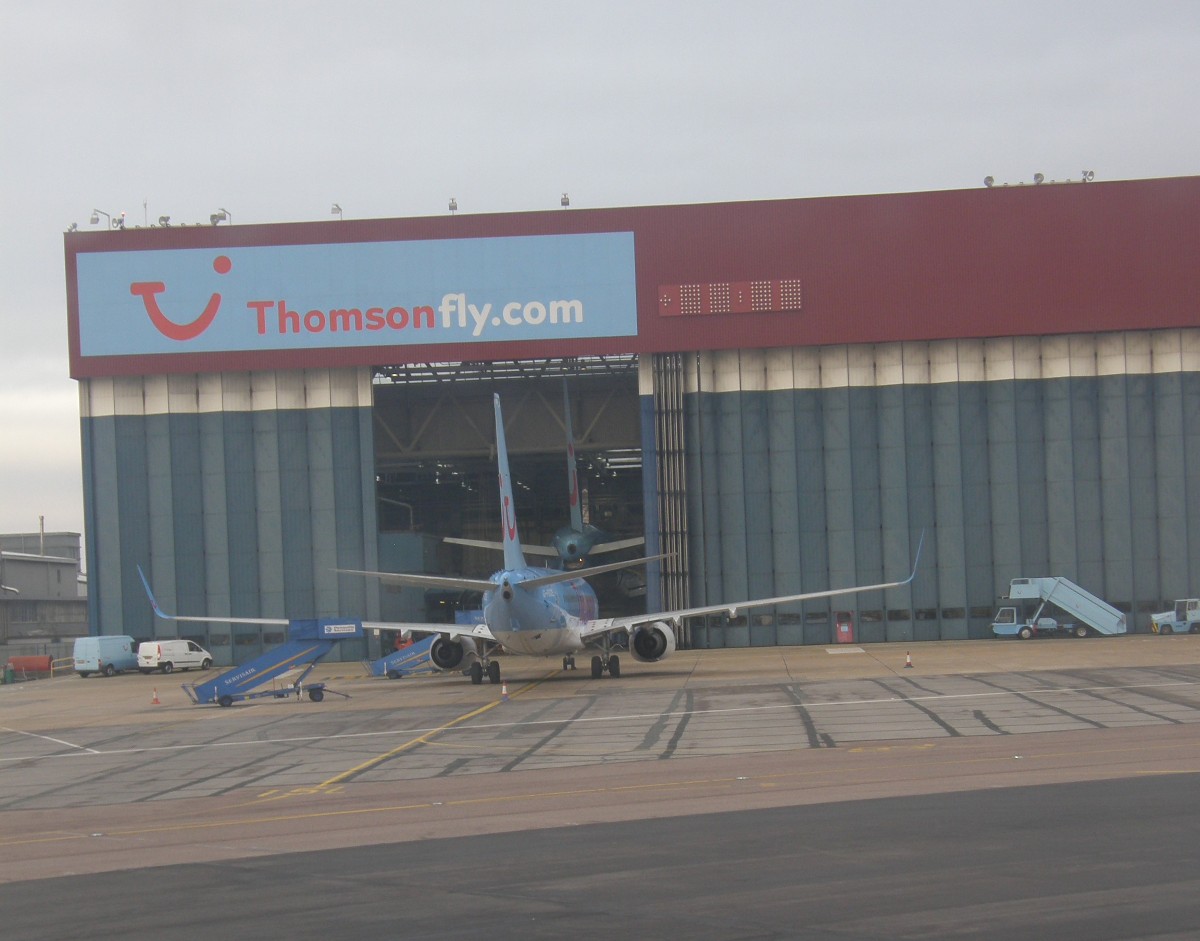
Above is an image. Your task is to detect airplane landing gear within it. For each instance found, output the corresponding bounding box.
[590,654,620,678]
[487,660,501,684]
[470,662,483,685]
[562,655,576,670]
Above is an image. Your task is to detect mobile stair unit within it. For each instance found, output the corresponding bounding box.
[182,619,362,706]
[992,577,1127,639]
[369,636,438,678]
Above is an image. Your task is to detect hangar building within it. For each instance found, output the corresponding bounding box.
[64,176,1200,664]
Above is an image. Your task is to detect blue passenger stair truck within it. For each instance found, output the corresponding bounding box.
[991,577,1127,639]
[181,619,362,706]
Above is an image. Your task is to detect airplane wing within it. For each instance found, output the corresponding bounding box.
[579,534,925,641]
[335,568,498,593]
[589,536,646,555]
[516,553,669,590]
[444,536,560,557]
[364,620,498,644]
[138,565,290,624]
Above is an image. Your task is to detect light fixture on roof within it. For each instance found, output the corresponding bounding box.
[983,176,994,188]
[90,209,110,227]
[331,202,343,220]
[157,215,171,227]
[210,208,230,226]
[1082,169,1095,182]
[448,197,458,214]
[561,192,570,207]
[1033,172,1045,185]
[67,222,78,232]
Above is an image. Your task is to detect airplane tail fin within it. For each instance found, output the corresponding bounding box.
[494,394,528,571]
[563,379,584,534]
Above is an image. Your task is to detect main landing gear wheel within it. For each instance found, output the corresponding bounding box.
[590,655,621,678]
[487,661,501,684]
[470,662,484,685]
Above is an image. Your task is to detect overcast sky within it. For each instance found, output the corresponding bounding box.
[1,0,1197,554]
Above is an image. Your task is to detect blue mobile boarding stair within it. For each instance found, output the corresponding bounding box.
[182,619,363,707]
[369,635,438,678]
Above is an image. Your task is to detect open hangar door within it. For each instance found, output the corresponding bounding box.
[369,357,647,621]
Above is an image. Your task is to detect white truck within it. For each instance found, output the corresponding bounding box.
[991,576,1127,639]
[1150,598,1200,634]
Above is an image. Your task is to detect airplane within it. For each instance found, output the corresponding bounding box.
[444,380,644,570]
[140,394,923,687]
[337,393,924,684]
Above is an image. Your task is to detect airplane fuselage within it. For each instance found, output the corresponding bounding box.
[482,566,600,656]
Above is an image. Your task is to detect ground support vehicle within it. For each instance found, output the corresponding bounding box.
[72,635,139,677]
[181,619,360,706]
[1150,598,1200,634]
[991,576,1126,639]
[370,636,438,678]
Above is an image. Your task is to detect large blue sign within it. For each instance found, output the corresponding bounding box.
[75,232,637,358]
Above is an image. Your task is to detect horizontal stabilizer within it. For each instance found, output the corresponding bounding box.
[336,567,498,593]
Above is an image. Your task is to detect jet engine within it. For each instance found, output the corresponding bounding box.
[629,621,677,662]
[429,637,466,671]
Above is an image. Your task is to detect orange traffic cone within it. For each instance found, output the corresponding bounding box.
[904,651,913,669]
[501,681,510,702]
[151,687,161,704]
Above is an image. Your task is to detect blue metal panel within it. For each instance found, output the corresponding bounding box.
[1069,379,1104,593]
[277,410,315,615]
[766,390,801,597]
[849,386,883,585]
[87,418,122,634]
[306,407,338,615]
[1185,372,1200,597]
[902,384,938,621]
[1044,378,1080,574]
[740,390,773,600]
[1154,372,1188,595]
[145,412,177,637]
[198,411,231,616]
[986,381,1021,592]
[716,389,749,603]
[794,389,829,620]
[223,411,260,614]
[959,384,994,638]
[114,416,152,638]
[1127,375,1159,605]
[169,413,206,618]
[1099,375,1134,604]
[332,406,369,616]
[822,387,855,588]
[1014,381,1049,573]
[80,419,100,634]
[253,409,286,618]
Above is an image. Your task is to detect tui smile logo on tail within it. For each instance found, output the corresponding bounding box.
[130,255,232,341]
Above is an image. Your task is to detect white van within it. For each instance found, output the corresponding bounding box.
[137,640,213,674]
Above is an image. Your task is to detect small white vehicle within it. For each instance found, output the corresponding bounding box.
[137,639,213,674]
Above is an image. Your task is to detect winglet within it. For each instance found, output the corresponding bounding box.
[137,564,174,620]
[906,529,926,585]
